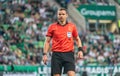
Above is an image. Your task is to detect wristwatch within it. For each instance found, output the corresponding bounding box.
[43,53,47,55]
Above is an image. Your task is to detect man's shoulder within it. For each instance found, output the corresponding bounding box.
[48,22,58,29]
[68,21,76,26]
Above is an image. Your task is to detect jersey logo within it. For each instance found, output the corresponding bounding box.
[67,32,72,38]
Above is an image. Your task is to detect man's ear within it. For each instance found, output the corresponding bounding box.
[66,14,68,17]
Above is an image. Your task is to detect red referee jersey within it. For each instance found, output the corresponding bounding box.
[46,22,78,52]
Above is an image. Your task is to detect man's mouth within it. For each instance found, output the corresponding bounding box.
[59,17,63,20]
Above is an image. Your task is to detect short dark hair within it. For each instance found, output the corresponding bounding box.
[57,8,68,13]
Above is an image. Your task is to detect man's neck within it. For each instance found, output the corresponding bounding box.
[58,20,67,26]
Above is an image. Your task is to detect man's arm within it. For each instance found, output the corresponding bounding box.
[43,36,51,64]
[43,36,51,54]
[74,36,84,59]
[74,36,82,48]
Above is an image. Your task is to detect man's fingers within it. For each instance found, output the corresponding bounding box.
[43,59,47,65]
[78,51,83,59]
[43,60,47,65]
[42,55,48,65]
[78,54,83,59]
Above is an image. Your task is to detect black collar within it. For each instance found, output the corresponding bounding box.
[57,21,68,26]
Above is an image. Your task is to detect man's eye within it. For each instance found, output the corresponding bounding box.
[59,14,65,15]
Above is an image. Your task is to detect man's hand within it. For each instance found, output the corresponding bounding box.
[77,51,83,59]
[42,54,48,65]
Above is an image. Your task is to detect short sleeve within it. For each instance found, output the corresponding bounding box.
[46,25,53,37]
[72,24,78,37]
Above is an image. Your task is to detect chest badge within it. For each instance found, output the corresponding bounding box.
[67,32,72,38]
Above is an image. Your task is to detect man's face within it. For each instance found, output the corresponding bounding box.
[57,10,68,22]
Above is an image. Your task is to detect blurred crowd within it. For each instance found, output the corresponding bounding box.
[72,0,111,8]
[0,0,57,65]
[73,0,109,5]
[0,0,120,67]
[76,31,120,67]
[55,0,110,9]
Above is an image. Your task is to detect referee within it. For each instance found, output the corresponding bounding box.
[42,8,84,76]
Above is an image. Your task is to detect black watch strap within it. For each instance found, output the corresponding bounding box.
[43,53,47,55]
[78,47,84,52]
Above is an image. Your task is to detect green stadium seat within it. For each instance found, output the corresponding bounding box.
[15,21,22,27]
[38,41,44,48]
[10,45,17,51]
[3,24,9,30]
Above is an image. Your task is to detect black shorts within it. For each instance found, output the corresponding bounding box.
[51,51,75,75]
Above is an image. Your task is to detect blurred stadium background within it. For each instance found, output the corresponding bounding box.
[0,0,120,76]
